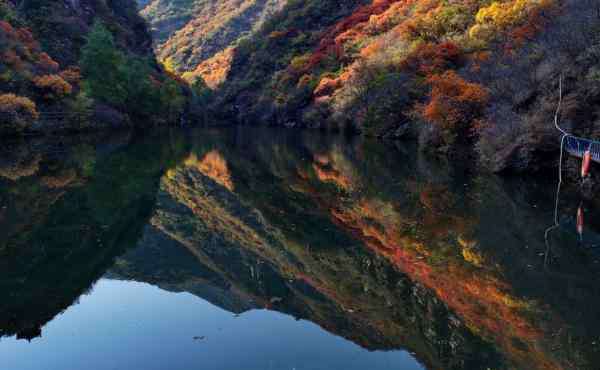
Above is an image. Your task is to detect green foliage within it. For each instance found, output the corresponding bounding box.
[80,21,186,122]
[66,92,94,129]
[191,77,212,104]
[0,0,18,23]
[159,79,186,121]
[80,22,127,105]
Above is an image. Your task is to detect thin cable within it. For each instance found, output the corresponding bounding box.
[554,75,569,136]
[544,75,569,268]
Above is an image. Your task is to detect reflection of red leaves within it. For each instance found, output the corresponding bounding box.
[325,200,560,370]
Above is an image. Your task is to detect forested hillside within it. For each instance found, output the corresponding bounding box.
[139,0,286,86]
[203,0,600,172]
[0,0,189,135]
[3,0,600,172]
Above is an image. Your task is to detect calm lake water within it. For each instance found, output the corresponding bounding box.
[1,127,600,370]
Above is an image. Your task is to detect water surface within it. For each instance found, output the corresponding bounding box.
[1,128,599,370]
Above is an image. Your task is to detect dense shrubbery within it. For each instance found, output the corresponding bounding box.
[0,12,75,132]
[33,75,73,99]
[80,22,188,123]
[0,93,38,134]
[0,0,191,136]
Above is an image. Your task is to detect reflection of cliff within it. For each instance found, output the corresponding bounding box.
[0,130,189,340]
[3,128,600,370]
[135,128,600,370]
[109,154,505,370]
[270,135,600,370]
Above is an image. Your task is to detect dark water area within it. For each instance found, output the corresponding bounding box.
[1,127,600,370]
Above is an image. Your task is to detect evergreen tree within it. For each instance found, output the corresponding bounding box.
[80,22,126,106]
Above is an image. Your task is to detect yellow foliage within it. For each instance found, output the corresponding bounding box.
[471,0,554,41]
[162,57,177,74]
[184,151,234,191]
[0,93,39,120]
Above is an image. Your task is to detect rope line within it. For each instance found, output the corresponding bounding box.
[544,75,568,263]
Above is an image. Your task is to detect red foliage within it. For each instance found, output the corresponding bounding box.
[0,20,16,38]
[2,49,22,69]
[401,41,462,76]
[306,0,402,70]
[506,3,556,50]
[16,28,39,51]
[36,52,59,73]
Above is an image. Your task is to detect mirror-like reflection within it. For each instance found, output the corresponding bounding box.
[1,127,600,370]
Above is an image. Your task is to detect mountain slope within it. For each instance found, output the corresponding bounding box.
[140,0,286,85]
[210,0,600,172]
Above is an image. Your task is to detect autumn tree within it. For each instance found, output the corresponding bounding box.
[0,93,38,134]
[420,70,489,145]
[33,74,72,99]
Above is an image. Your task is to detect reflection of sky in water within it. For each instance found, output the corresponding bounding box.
[1,279,423,370]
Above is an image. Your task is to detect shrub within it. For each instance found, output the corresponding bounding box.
[33,74,73,99]
[36,52,59,73]
[59,66,82,85]
[80,21,127,106]
[0,93,38,133]
[419,70,489,145]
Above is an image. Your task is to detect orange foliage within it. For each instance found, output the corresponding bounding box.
[0,93,39,120]
[186,47,234,89]
[184,151,234,191]
[313,76,343,98]
[420,70,489,130]
[268,28,299,40]
[59,67,82,85]
[33,74,73,98]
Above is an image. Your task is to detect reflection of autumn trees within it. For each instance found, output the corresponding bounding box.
[182,129,599,370]
[3,128,600,369]
[148,141,505,369]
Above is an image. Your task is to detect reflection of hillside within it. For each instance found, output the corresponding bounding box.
[111,156,504,370]
[2,128,600,370]
[0,130,189,340]
[141,128,600,370]
[272,136,600,370]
